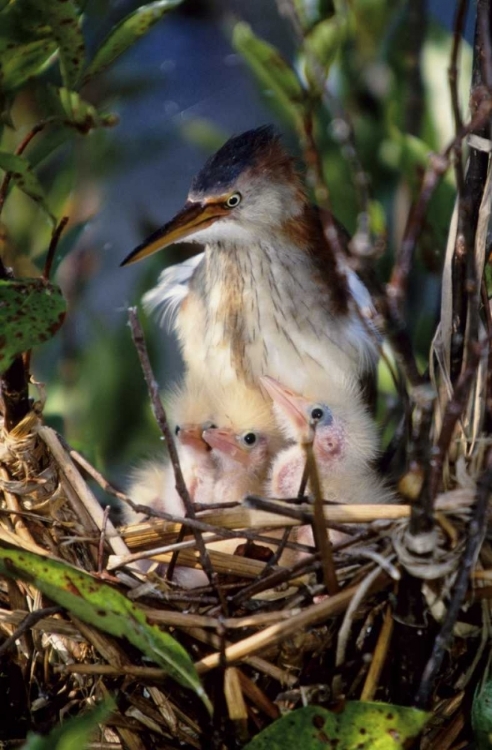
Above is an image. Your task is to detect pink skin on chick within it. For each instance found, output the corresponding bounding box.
[202,426,271,503]
[261,376,391,505]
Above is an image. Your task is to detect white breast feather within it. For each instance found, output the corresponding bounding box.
[142,253,204,330]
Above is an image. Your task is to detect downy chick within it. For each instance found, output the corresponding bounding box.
[123,375,217,523]
[261,376,392,505]
[202,382,285,504]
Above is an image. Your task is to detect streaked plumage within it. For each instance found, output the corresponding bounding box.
[122,126,379,401]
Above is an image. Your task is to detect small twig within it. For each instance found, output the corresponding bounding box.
[127,307,225,611]
[0,606,62,657]
[451,0,492,382]
[0,119,54,218]
[43,216,69,281]
[335,561,392,670]
[387,153,449,323]
[449,0,468,195]
[415,342,482,533]
[98,505,111,576]
[227,555,321,610]
[304,443,339,595]
[69,448,130,503]
[360,604,395,701]
[415,452,492,708]
[196,573,390,674]
[243,495,313,522]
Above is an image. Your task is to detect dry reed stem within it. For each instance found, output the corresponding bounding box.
[360,604,394,701]
[37,425,132,560]
[224,667,248,722]
[195,572,390,673]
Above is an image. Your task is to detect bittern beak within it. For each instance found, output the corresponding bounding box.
[260,376,314,444]
[202,428,250,466]
[120,200,229,266]
[178,424,209,453]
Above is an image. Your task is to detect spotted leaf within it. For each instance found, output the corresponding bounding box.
[0,543,211,712]
[26,0,85,89]
[0,278,66,373]
[243,702,429,749]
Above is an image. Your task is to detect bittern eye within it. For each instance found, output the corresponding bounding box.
[225,192,241,209]
[310,406,325,422]
[242,432,257,446]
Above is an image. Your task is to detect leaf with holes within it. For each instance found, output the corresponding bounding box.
[0,543,211,712]
[83,0,182,84]
[233,23,306,129]
[243,702,429,749]
[0,151,55,221]
[0,279,66,373]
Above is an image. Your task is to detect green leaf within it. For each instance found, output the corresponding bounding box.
[0,151,55,221]
[473,679,492,750]
[57,88,118,132]
[27,0,85,89]
[243,702,430,750]
[82,0,182,84]
[302,15,345,81]
[22,699,114,750]
[0,279,66,373]
[0,543,211,712]
[368,199,387,236]
[0,38,57,91]
[233,22,307,129]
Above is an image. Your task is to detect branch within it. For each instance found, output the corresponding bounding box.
[415,451,492,708]
[127,307,226,611]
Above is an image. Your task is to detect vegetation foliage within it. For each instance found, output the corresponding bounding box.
[0,0,491,748]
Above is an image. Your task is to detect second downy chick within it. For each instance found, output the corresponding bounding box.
[202,382,285,504]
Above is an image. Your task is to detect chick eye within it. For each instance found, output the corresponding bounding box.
[310,407,325,422]
[225,192,241,209]
[174,425,181,436]
[243,432,257,446]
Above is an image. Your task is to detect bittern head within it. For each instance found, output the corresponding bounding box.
[121,125,305,266]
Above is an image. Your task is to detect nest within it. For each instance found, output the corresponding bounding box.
[0,334,490,750]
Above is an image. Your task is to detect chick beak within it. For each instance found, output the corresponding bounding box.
[178,424,209,453]
[202,428,250,466]
[260,376,313,444]
[120,200,229,266]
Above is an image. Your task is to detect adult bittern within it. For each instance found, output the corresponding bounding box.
[261,375,392,504]
[121,126,378,400]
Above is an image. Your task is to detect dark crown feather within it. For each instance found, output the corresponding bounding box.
[190,125,282,194]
